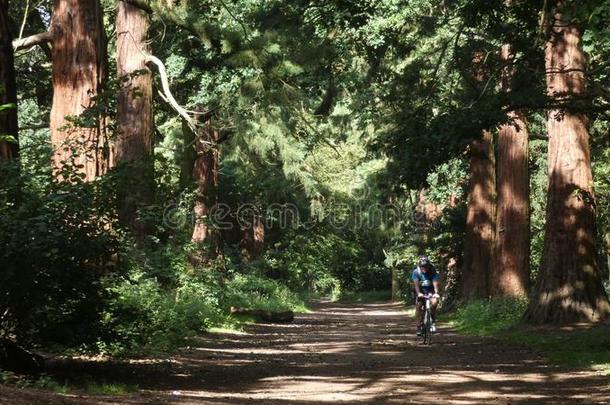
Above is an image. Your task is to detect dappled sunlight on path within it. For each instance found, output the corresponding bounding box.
[153,301,609,404]
[3,301,609,404]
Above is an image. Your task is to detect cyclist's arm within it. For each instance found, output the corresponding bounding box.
[432,280,440,296]
[413,280,422,295]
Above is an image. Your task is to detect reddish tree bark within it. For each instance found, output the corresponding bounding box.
[252,214,265,254]
[179,108,221,264]
[116,0,152,164]
[191,119,219,245]
[461,51,496,301]
[239,212,265,261]
[0,0,18,160]
[606,233,610,280]
[50,0,109,181]
[115,0,154,237]
[491,43,529,297]
[415,191,443,225]
[462,130,496,300]
[526,2,610,323]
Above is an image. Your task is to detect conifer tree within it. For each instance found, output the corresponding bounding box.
[462,52,496,300]
[50,0,109,181]
[526,0,610,323]
[115,0,154,237]
[0,0,18,160]
[491,42,529,297]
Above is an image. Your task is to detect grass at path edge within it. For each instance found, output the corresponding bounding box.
[442,298,610,375]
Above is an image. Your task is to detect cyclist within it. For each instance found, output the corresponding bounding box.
[411,255,441,336]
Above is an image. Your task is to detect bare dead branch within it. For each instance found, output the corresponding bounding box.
[145,53,209,141]
[12,31,51,52]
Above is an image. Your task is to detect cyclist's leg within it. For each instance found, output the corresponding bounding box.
[414,297,424,326]
[430,297,439,320]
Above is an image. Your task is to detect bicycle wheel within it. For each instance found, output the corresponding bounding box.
[420,321,427,345]
[423,310,432,345]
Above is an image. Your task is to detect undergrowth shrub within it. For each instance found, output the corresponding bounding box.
[99,271,226,355]
[97,247,308,355]
[223,273,307,312]
[452,297,528,335]
[263,230,388,296]
[0,158,121,346]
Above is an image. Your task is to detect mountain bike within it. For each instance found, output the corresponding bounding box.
[420,294,434,345]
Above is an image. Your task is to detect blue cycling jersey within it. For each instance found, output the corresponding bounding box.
[411,266,439,294]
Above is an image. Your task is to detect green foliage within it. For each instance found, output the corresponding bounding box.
[449,297,610,375]
[0,371,69,393]
[99,271,224,355]
[382,157,468,307]
[529,136,549,279]
[6,0,610,364]
[0,370,138,395]
[264,229,390,296]
[263,232,344,297]
[450,297,529,336]
[97,246,309,355]
[592,120,610,277]
[224,273,308,313]
[82,381,139,395]
[0,156,120,345]
[425,158,468,205]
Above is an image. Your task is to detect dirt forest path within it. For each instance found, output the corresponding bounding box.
[2,301,610,404]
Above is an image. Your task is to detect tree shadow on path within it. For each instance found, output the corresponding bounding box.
[5,301,610,404]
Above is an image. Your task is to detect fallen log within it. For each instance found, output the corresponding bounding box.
[0,338,44,373]
[230,307,294,323]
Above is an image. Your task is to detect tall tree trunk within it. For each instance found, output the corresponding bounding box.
[0,0,18,160]
[50,0,109,181]
[191,119,219,245]
[462,130,495,300]
[526,2,610,323]
[181,108,220,263]
[491,43,529,297]
[461,51,496,301]
[116,0,152,164]
[115,0,154,238]
[252,213,265,255]
[606,233,610,281]
[239,206,265,261]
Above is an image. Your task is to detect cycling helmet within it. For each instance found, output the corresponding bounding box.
[418,255,431,267]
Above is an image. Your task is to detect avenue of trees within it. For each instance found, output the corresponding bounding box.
[1,0,610,353]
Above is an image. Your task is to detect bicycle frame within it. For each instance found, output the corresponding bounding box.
[421,295,433,345]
